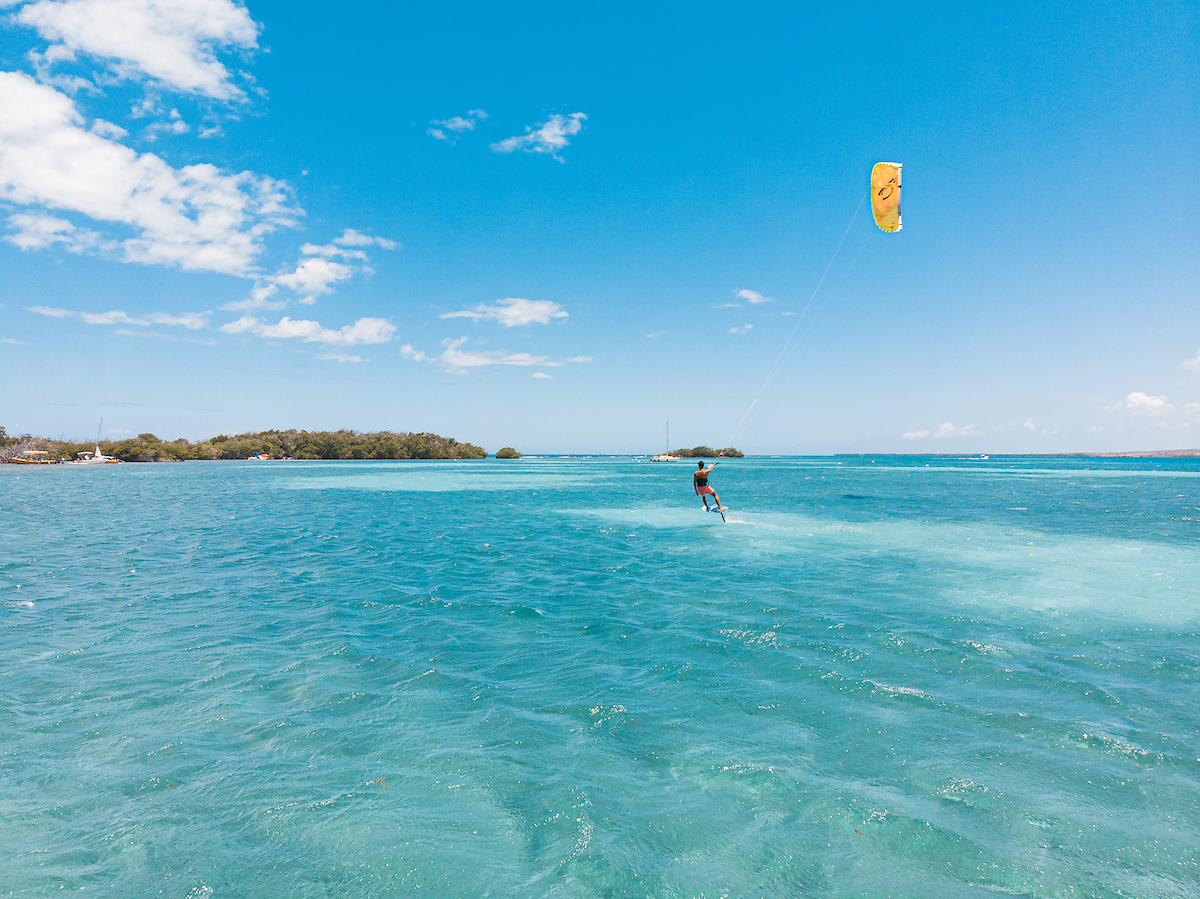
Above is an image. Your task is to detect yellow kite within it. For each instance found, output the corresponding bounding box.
[871,163,902,232]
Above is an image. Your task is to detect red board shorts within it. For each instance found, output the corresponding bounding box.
[696,484,715,496]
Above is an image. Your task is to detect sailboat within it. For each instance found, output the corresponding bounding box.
[68,419,121,465]
[650,421,681,461]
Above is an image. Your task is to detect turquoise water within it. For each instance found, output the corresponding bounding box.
[2,456,1198,898]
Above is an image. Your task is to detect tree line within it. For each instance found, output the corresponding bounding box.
[671,446,744,458]
[0,427,488,462]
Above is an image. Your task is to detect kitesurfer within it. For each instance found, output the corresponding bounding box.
[694,460,725,512]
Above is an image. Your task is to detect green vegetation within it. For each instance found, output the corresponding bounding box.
[494,447,521,459]
[671,446,744,458]
[1,428,488,462]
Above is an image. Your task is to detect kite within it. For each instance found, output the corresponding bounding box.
[871,163,902,232]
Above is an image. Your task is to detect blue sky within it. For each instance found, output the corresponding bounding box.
[1,0,1196,453]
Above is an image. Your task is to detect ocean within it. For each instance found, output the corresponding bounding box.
[2,456,1197,898]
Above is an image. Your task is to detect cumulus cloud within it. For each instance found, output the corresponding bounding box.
[399,344,426,362]
[269,257,356,305]
[0,71,296,275]
[728,324,753,334]
[427,109,487,142]
[901,429,929,440]
[224,229,398,310]
[1182,351,1200,371]
[27,304,209,328]
[491,112,586,161]
[12,0,261,100]
[142,107,189,140]
[1115,392,1173,415]
[736,288,771,304]
[531,371,553,379]
[934,422,979,438]
[1023,417,1036,431]
[442,297,568,328]
[5,212,104,252]
[219,315,395,347]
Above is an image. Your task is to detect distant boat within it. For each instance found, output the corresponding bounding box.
[247,452,272,461]
[10,450,59,465]
[650,420,681,461]
[68,419,120,464]
[69,445,120,465]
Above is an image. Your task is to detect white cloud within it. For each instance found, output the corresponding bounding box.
[1182,351,1200,371]
[1023,417,1036,431]
[728,324,753,334]
[27,304,209,328]
[90,119,126,139]
[6,212,104,251]
[438,336,559,371]
[646,331,666,338]
[1085,425,1103,433]
[736,288,771,304]
[14,0,261,100]
[531,371,553,379]
[224,231,397,310]
[1122,392,1172,415]
[270,256,356,304]
[416,337,592,373]
[219,315,395,347]
[491,112,586,160]
[934,422,979,438]
[26,304,74,318]
[903,423,979,439]
[427,109,488,142]
[143,107,189,140]
[333,228,398,250]
[2,337,27,345]
[0,71,297,275]
[442,297,568,328]
[316,351,363,363]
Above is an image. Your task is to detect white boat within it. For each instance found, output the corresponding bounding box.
[650,421,681,461]
[68,420,120,464]
[69,444,120,464]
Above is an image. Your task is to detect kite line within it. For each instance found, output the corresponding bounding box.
[722,191,871,451]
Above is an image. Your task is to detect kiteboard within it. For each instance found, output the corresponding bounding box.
[708,506,726,522]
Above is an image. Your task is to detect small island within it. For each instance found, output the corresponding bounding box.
[670,446,744,458]
[494,447,521,459]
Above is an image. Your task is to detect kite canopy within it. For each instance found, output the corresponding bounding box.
[871,162,902,232]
